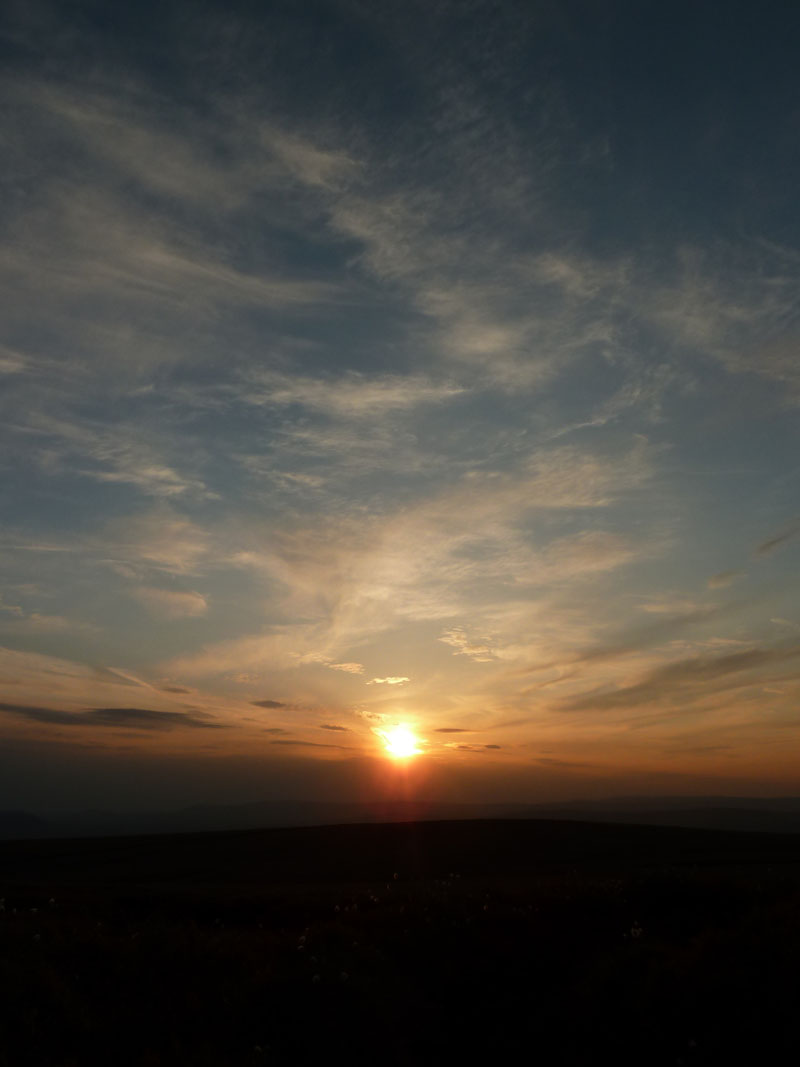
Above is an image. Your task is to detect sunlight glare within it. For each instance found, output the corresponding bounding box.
[380,725,421,759]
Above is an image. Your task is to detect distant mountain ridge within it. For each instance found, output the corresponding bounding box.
[3,795,800,840]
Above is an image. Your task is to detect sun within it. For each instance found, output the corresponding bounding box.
[379,725,421,759]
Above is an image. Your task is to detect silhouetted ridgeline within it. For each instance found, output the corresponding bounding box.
[4,795,800,840]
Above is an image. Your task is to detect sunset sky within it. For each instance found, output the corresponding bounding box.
[2,0,799,812]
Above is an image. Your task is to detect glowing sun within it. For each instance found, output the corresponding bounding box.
[380,725,422,759]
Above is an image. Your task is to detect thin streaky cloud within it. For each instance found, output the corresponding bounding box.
[270,739,351,749]
[239,371,465,418]
[755,521,800,557]
[707,570,745,590]
[560,644,800,714]
[0,703,228,730]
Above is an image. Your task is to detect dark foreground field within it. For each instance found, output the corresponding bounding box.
[2,819,799,1066]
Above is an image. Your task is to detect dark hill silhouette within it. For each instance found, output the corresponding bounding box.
[5,795,800,840]
[2,816,800,889]
[2,818,799,1066]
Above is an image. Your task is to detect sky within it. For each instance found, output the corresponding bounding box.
[1,0,800,812]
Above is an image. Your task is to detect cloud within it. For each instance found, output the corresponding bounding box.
[3,5,798,795]
[755,521,800,557]
[643,246,800,398]
[39,82,357,203]
[535,757,588,767]
[17,413,212,501]
[0,80,351,457]
[355,710,386,723]
[550,366,677,440]
[560,644,800,714]
[164,630,317,680]
[0,702,83,727]
[241,371,464,418]
[0,649,153,701]
[439,629,495,662]
[540,531,638,579]
[88,707,227,730]
[0,611,96,634]
[269,739,350,749]
[0,347,29,375]
[100,512,212,576]
[328,662,365,674]
[435,728,470,733]
[161,441,658,682]
[0,703,227,730]
[294,653,365,675]
[132,587,208,619]
[707,570,745,589]
[319,724,350,731]
[638,596,708,615]
[265,128,357,190]
[103,667,152,688]
[3,165,340,321]
[562,602,749,667]
[326,160,627,391]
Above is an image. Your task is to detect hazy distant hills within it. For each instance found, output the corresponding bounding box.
[4,795,800,840]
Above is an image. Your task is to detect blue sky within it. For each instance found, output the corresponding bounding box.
[1,0,799,810]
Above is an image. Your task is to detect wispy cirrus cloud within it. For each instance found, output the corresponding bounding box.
[239,371,465,418]
[641,246,800,398]
[158,440,658,681]
[98,512,213,577]
[13,414,211,500]
[2,1,800,802]
[707,570,745,590]
[131,587,209,620]
[32,81,358,204]
[0,346,29,375]
[559,644,800,715]
[2,81,350,303]
[270,738,352,750]
[0,611,97,635]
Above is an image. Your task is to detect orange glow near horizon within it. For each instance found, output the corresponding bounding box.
[379,725,422,759]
